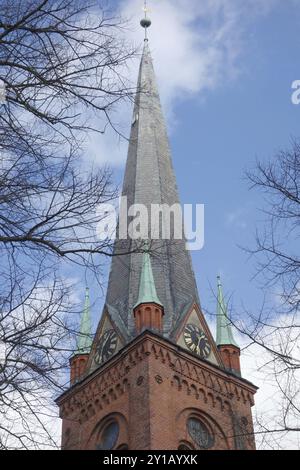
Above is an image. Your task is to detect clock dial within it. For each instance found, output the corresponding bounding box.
[183,324,211,359]
[94,329,118,365]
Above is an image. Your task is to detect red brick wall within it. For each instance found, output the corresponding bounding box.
[134,303,164,334]
[219,345,241,377]
[57,332,256,450]
[69,354,89,386]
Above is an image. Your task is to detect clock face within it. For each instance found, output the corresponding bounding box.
[183,324,211,359]
[94,329,118,365]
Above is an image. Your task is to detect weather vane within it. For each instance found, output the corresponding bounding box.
[140,0,151,41]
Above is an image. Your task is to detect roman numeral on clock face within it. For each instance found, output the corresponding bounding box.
[183,323,211,359]
[95,329,118,365]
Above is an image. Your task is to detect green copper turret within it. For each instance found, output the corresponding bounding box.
[134,250,163,309]
[75,287,93,355]
[216,276,239,348]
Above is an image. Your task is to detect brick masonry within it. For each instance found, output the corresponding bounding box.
[57,331,257,450]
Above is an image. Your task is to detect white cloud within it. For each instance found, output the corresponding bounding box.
[85,0,284,167]
[120,0,279,112]
[85,125,129,167]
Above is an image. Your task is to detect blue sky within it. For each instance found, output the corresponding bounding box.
[83,0,300,334]
[176,2,300,320]
[58,0,300,449]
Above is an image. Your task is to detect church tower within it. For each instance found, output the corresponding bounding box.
[56,8,257,451]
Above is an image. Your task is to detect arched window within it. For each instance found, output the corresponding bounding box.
[187,417,214,449]
[96,421,119,450]
[177,408,228,450]
[89,413,129,451]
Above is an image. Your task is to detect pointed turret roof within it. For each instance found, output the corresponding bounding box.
[216,276,239,348]
[102,23,200,340]
[75,288,93,355]
[134,249,163,309]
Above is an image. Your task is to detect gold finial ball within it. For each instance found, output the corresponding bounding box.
[140,18,151,29]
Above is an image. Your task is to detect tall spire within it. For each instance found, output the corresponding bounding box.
[101,11,201,341]
[134,250,163,309]
[76,287,93,355]
[216,276,238,347]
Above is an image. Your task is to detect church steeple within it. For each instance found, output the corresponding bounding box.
[102,16,201,344]
[56,12,257,451]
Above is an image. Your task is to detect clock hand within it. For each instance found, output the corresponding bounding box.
[103,332,116,356]
[96,334,110,359]
[102,334,111,353]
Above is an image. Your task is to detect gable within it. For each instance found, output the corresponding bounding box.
[176,304,222,367]
[88,309,125,373]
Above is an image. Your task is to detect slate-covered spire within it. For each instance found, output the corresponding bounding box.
[102,17,200,341]
[134,250,163,309]
[75,287,93,354]
[216,276,238,347]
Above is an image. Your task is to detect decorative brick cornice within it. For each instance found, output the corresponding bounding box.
[57,331,257,422]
